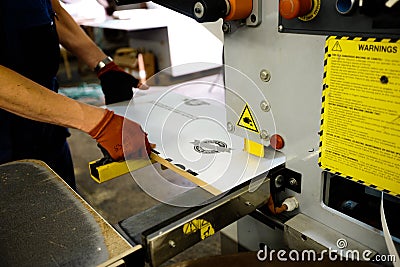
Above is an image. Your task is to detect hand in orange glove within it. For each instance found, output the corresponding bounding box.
[89,109,152,161]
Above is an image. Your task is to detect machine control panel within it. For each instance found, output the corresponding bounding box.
[279,0,400,38]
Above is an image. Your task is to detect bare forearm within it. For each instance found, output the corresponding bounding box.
[51,0,106,69]
[0,65,105,133]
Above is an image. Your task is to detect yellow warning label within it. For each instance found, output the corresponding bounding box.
[320,36,400,196]
[237,103,259,133]
[331,41,342,52]
[183,219,215,240]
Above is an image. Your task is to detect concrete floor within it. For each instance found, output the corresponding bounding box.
[57,58,222,266]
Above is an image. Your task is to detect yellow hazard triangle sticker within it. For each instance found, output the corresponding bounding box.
[331,41,342,52]
[237,103,259,133]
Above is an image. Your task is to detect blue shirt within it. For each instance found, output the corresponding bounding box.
[0,0,59,80]
[4,0,54,29]
[0,0,70,167]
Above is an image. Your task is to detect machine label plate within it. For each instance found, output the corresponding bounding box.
[320,36,400,196]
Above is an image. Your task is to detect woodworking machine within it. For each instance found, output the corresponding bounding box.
[2,0,400,266]
[106,0,400,266]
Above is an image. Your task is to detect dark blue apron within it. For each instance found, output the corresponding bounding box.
[0,0,76,189]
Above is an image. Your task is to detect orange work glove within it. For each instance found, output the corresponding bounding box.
[89,109,151,161]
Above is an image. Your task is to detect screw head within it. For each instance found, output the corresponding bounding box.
[168,240,176,248]
[275,174,284,188]
[260,130,269,140]
[380,75,389,84]
[289,178,298,186]
[227,122,235,132]
[260,69,271,82]
[250,14,257,23]
[194,2,205,18]
[222,22,230,33]
[260,100,271,112]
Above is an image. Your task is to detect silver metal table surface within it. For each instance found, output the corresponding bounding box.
[0,160,134,266]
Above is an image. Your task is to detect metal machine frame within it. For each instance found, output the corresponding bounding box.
[223,0,398,257]
[109,0,400,265]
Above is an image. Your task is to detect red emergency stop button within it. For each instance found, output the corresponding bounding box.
[279,0,313,19]
[270,134,285,150]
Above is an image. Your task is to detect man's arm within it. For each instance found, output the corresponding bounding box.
[0,65,151,160]
[51,0,106,70]
[0,65,105,132]
[51,0,145,104]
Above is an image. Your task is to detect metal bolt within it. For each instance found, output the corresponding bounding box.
[260,130,269,140]
[194,2,205,18]
[222,22,230,33]
[260,100,270,112]
[168,240,176,248]
[289,178,298,186]
[227,122,235,132]
[260,69,271,82]
[275,175,284,188]
[245,201,252,206]
[278,25,284,32]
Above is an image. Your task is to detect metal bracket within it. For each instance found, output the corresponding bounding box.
[270,166,302,194]
[223,0,262,34]
[246,0,262,26]
[119,177,271,266]
[284,213,377,258]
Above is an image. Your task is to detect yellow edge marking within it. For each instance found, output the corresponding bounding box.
[244,138,265,157]
[90,152,221,195]
[89,157,154,183]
